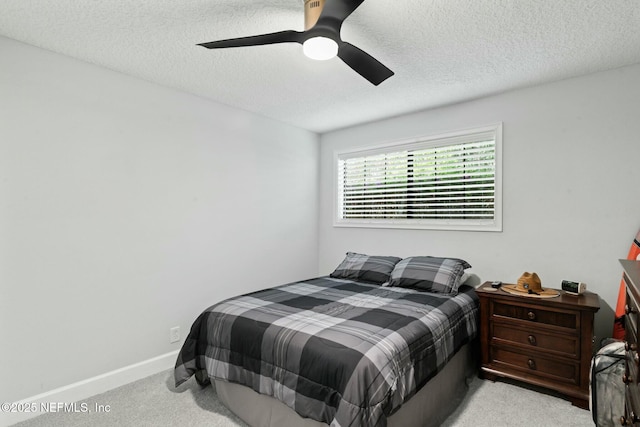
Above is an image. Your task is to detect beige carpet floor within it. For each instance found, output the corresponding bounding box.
[12,370,595,427]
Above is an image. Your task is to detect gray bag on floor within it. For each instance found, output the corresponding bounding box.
[591,340,625,427]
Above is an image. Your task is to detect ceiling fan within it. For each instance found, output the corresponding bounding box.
[197,0,394,86]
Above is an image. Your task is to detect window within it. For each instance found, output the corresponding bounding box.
[334,124,502,231]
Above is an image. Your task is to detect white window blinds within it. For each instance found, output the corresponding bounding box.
[335,124,502,231]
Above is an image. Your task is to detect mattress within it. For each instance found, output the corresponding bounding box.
[215,342,476,427]
[175,276,479,427]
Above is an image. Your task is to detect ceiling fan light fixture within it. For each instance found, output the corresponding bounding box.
[302,36,338,60]
[198,0,394,85]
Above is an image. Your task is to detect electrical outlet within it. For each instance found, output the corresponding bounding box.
[169,326,180,343]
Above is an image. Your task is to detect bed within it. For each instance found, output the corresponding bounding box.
[175,253,479,427]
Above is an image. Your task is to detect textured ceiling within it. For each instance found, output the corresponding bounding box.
[1,0,639,133]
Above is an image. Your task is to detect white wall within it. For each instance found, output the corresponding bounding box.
[0,36,319,403]
[319,63,640,344]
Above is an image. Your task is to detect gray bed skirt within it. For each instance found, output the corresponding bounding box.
[215,342,476,427]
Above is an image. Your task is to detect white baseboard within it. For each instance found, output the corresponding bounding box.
[0,350,179,427]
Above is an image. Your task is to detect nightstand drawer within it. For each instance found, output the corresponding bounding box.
[492,300,578,330]
[492,322,579,359]
[491,346,580,385]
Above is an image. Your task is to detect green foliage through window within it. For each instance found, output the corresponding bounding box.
[335,125,501,231]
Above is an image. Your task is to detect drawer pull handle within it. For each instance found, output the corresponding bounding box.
[527,335,537,345]
[621,412,640,425]
[527,359,536,369]
[527,311,536,320]
[625,304,636,315]
[625,341,637,352]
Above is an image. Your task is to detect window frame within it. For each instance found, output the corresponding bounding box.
[333,123,503,232]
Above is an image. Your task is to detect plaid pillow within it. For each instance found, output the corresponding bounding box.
[388,256,472,295]
[330,252,402,285]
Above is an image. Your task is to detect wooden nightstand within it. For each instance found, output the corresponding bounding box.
[477,281,600,409]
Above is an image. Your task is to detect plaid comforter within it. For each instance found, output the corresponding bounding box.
[174,276,479,427]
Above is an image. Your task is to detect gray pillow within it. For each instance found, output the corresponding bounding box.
[330,252,402,285]
[387,256,471,295]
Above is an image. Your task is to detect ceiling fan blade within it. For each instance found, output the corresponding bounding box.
[337,41,394,86]
[198,30,304,49]
[316,0,366,27]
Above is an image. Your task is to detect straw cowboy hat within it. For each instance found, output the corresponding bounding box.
[502,272,559,298]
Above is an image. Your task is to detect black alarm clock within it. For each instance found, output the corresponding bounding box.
[561,280,586,295]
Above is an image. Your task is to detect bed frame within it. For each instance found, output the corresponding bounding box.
[215,342,477,427]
